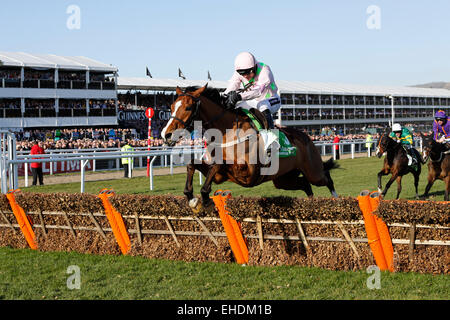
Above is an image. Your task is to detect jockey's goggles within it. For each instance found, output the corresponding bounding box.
[237,67,254,76]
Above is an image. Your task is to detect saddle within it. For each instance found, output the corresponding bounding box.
[239,108,268,131]
[404,147,421,170]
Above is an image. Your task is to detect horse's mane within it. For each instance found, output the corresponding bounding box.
[183,86,223,107]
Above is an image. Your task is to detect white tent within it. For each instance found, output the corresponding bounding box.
[0,51,117,72]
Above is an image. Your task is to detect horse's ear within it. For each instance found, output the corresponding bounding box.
[175,86,183,95]
[192,85,207,97]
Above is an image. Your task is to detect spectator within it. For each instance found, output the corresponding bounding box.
[333,133,341,160]
[30,140,45,186]
[365,133,373,156]
[108,128,116,140]
[121,140,134,178]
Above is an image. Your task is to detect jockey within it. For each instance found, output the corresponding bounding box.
[389,123,418,166]
[432,110,450,144]
[224,52,281,129]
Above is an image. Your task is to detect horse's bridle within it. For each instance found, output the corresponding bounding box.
[169,93,201,132]
[376,134,387,156]
[170,92,231,132]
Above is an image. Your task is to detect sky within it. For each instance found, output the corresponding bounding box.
[1,0,449,86]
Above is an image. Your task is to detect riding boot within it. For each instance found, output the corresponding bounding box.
[263,110,274,129]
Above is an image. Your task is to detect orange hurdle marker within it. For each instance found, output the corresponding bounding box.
[6,189,37,250]
[369,192,394,272]
[357,190,388,270]
[212,190,249,265]
[98,189,131,255]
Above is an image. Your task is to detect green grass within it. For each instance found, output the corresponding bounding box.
[21,157,446,200]
[0,247,448,300]
[4,157,448,300]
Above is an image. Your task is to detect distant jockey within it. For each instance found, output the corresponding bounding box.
[432,110,450,148]
[390,123,421,167]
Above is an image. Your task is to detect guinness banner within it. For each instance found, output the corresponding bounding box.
[117,109,171,137]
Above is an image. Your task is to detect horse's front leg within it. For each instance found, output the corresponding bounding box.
[200,164,222,212]
[422,172,436,199]
[382,174,397,198]
[184,163,196,201]
[377,170,388,193]
[444,176,449,201]
[413,171,420,199]
[395,176,402,199]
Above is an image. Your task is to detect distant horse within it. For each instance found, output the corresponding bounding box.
[421,134,450,201]
[376,133,423,199]
[161,85,338,212]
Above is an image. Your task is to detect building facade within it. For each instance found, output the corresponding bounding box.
[0,52,118,130]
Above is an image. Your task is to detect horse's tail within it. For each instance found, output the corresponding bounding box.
[323,158,339,171]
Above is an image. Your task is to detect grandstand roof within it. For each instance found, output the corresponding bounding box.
[0,51,117,72]
[117,77,227,92]
[117,77,450,98]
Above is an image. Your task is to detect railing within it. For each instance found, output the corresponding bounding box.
[3,144,205,193]
[313,138,423,159]
[0,109,21,118]
[0,78,115,90]
[0,108,117,118]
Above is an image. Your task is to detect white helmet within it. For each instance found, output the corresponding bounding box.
[392,123,402,132]
[234,52,256,72]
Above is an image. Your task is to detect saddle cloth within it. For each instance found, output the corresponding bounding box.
[240,108,296,158]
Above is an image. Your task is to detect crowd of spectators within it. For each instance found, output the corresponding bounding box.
[24,70,54,81]
[0,100,20,109]
[25,99,55,110]
[13,128,169,152]
[0,69,21,80]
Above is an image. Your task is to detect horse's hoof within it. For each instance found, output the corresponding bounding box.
[203,200,216,214]
[189,198,202,214]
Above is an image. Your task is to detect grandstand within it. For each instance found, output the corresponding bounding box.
[1,51,450,138]
[0,51,118,130]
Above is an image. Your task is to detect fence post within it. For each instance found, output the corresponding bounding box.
[351,143,355,159]
[93,150,96,172]
[149,156,157,191]
[80,159,89,193]
[128,156,132,178]
[49,151,53,175]
[24,162,29,187]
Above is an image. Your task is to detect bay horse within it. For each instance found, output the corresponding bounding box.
[375,133,423,199]
[420,134,450,201]
[161,85,338,212]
